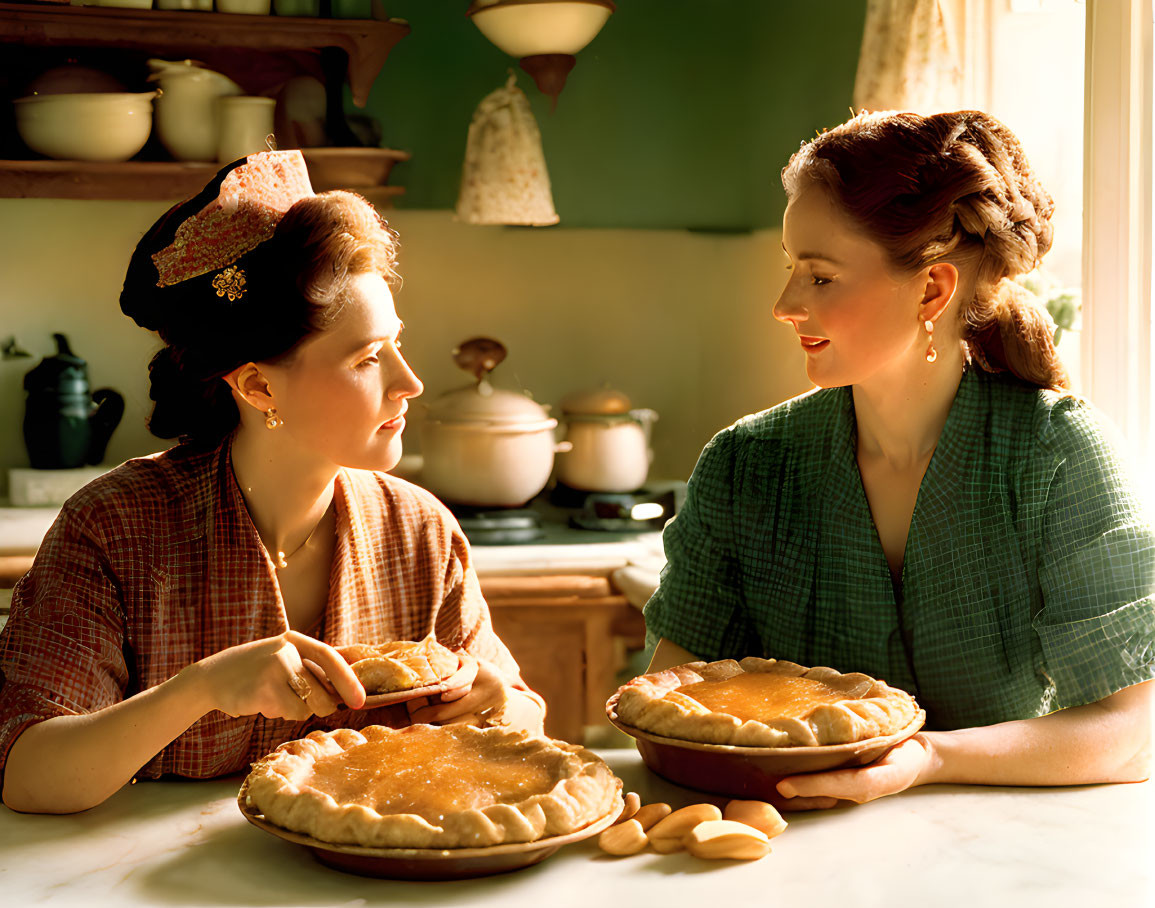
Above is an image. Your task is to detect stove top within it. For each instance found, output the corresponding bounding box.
[549,483,677,532]
[449,482,682,545]
[450,507,544,545]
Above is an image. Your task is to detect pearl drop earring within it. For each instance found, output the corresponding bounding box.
[924,319,937,364]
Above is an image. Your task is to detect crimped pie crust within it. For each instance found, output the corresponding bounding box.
[243,724,621,849]
[614,657,919,747]
[336,638,460,694]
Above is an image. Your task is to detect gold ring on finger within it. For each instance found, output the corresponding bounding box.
[288,673,313,702]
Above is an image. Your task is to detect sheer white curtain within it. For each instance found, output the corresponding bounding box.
[852,0,966,112]
[1081,0,1154,477]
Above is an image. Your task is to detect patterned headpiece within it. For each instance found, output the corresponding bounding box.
[151,150,314,297]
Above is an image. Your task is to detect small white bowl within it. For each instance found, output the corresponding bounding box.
[14,92,157,163]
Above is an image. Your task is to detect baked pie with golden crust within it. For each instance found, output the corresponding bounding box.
[242,724,621,849]
[614,657,919,747]
[337,638,460,694]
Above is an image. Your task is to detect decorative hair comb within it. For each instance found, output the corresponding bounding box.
[151,150,314,291]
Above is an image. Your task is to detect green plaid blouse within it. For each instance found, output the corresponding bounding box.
[644,368,1155,730]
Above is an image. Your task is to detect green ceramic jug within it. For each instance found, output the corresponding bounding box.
[23,334,124,470]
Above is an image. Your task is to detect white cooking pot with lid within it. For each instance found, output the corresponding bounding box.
[556,387,657,493]
[420,338,569,508]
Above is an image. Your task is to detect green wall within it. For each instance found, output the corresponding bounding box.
[364,1,867,230]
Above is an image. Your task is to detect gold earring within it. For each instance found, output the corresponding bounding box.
[264,408,283,429]
[924,318,937,363]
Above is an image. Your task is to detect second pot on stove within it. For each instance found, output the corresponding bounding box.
[556,387,657,493]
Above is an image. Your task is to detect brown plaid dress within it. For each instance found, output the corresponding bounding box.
[0,440,526,781]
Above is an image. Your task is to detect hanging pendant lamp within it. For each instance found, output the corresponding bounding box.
[466,0,616,109]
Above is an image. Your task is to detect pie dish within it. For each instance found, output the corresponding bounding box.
[337,638,461,695]
[607,658,924,806]
[606,692,925,806]
[613,657,920,748]
[349,655,478,710]
[241,724,622,850]
[237,797,622,880]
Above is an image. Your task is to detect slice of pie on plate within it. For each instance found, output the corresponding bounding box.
[241,724,622,849]
[337,638,461,695]
[613,657,920,748]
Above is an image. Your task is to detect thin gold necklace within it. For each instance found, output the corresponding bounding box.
[274,512,327,570]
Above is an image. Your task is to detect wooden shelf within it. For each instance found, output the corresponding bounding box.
[0,4,412,201]
[0,2,409,106]
[0,158,407,202]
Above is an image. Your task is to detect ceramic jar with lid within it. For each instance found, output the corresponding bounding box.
[556,387,657,493]
[148,59,242,162]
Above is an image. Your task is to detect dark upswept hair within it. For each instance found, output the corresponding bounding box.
[782,109,1068,391]
[120,165,399,448]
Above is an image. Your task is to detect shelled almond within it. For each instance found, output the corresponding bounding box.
[615,791,642,825]
[723,799,787,839]
[684,820,770,860]
[632,802,672,831]
[598,818,649,855]
[596,797,781,862]
[646,803,722,853]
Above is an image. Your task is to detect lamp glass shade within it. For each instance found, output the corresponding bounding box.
[469,1,613,58]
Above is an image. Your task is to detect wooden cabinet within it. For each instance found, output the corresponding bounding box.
[482,573,646,744]
[0,2,410,200]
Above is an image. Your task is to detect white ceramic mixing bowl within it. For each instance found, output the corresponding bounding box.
[14,92,157,162]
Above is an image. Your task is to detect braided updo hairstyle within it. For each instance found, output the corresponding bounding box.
[782,110,1068,391]
[120,163,399,448]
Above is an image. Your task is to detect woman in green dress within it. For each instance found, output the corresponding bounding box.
[643,110,1154,809]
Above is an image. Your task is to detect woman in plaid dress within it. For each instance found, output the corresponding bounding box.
[1,152,544,813]
[644,111,1153,809]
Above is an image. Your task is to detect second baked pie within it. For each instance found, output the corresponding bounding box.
[242,724,621,849]
[337,638,461,694]
[614,657,919,747]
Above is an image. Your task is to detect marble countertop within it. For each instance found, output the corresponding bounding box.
[2,748,1151,908]
[0,492,671,576]
[470,526,664,576]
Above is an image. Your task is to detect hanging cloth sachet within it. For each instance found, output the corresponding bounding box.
[456,73,559,226]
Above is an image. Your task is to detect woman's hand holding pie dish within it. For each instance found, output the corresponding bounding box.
[407,658,546,735]
[773,735,934,810]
